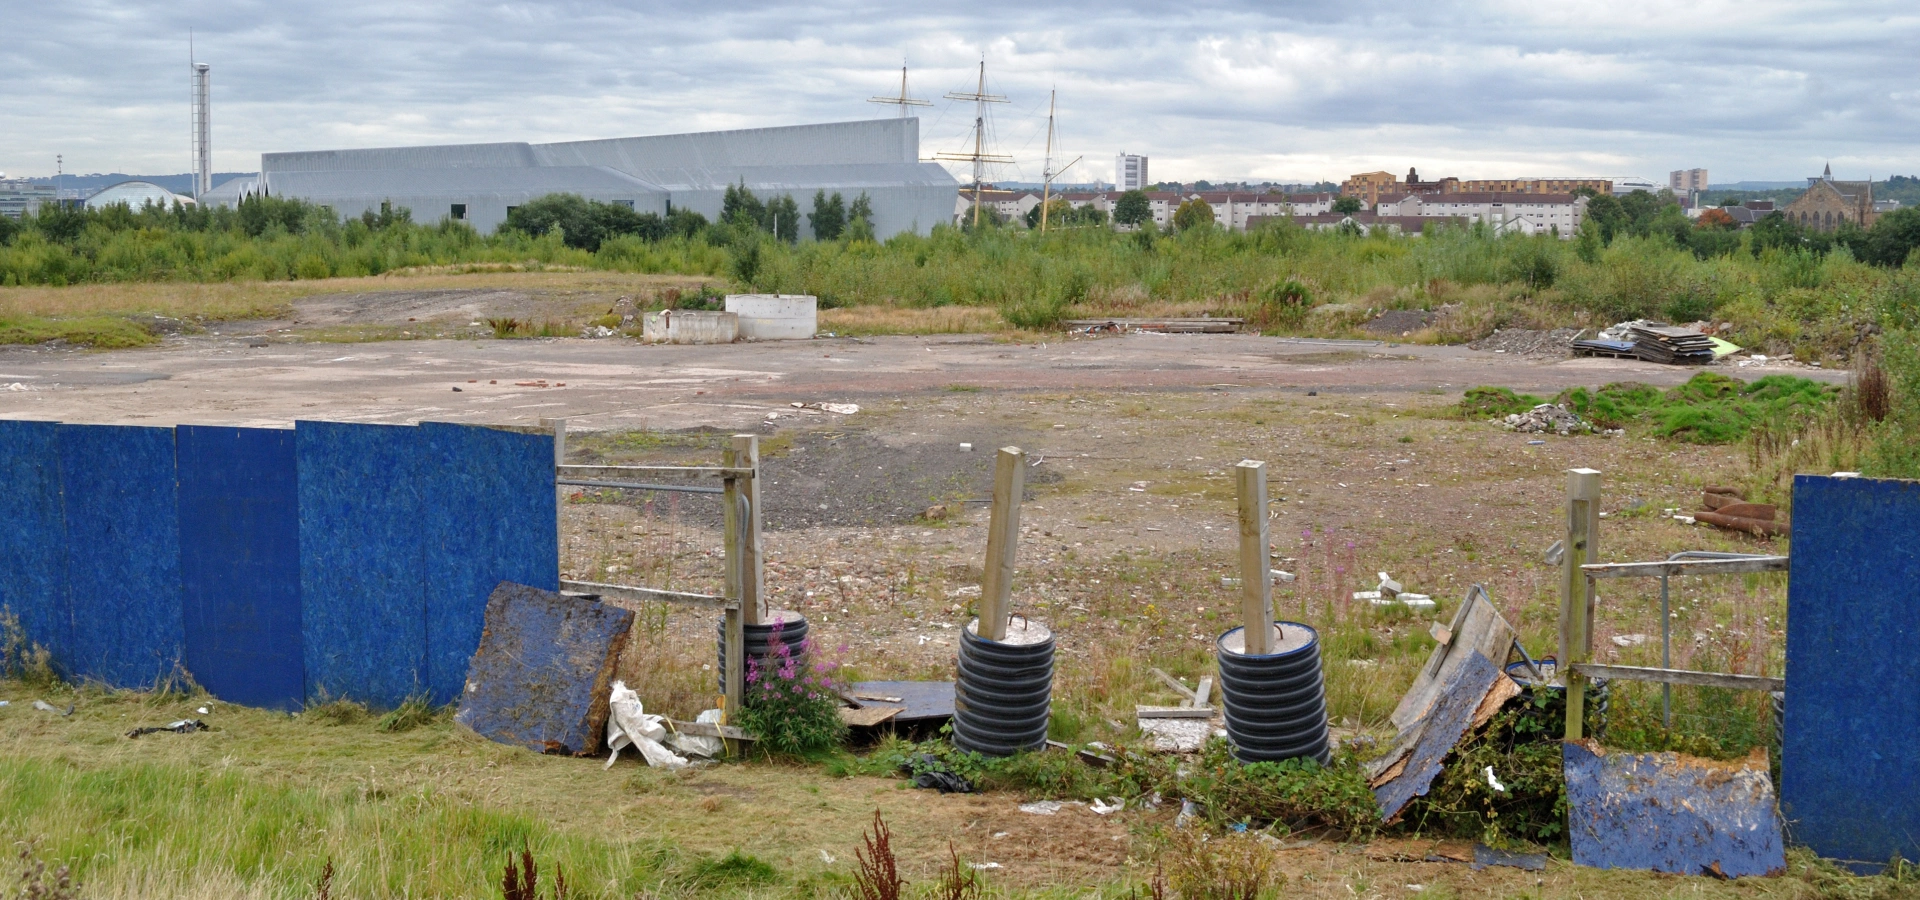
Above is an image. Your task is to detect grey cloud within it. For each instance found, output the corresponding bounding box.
[0,1,1913,183]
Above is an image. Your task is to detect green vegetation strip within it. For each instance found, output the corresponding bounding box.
[1461,372,1837,444]
[0,314,158,349]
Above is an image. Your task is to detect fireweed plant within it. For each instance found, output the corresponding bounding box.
[734,621,848,756]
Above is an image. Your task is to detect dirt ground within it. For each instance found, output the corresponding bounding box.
[0,283,1861,898]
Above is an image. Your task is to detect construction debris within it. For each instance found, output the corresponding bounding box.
[603,681,688,770]
[1502,404,1597,436]
[1064,317,1243,334]
[455,583,635,757]
[1579,320,1718,365]
[126,718,207,738]
[1563,740,1786,877]
[1370,650,1509,823]
[1687,487,1790,537]
[1471,844,1548,871]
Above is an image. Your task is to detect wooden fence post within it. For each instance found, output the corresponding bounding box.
[1562,468,1601,740]
[978,447,1026,641]
[1236,460,1275,655]
[727,434,764,625]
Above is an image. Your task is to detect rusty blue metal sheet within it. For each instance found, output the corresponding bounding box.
[1784,474,1920,873]
[849,680,954,723]
[1563,740,1785,877]
[454,582,634,756]
[1372,649,1500,822]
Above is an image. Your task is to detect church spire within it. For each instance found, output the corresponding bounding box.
[1823,161,1832,181]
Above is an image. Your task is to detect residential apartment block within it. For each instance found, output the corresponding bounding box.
[1340,168,1612,207]
[1670,168,1709,196]
[1115,154,1150,192]
[1375,192,1588,238]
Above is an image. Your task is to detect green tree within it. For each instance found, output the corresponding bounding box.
[847,193,876,242]
[721,180,766,229]
[1172,197,1215,231]
[1864,207,1920,267]
[500,193,665,251]
[665,205,708,239]
[767,194,800,243]
[809,190,847,241]
[1331,196,1363,216]
[1112,190,1153,227]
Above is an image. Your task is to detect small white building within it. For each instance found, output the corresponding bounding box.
[1377,192,1588,239]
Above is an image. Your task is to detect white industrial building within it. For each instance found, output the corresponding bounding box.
[232,118,958,239]
[1377,192,1589,238]
[84,181,194,210]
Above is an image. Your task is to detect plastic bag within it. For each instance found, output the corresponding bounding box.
[604,681,687,770]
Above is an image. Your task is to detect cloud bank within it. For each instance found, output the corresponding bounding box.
[2,1,1914,184]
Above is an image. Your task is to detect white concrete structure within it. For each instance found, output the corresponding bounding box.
[1116,153,1150,192]
[1610,175,1660,195]
[725,294,817,340]
[642,310,739,344]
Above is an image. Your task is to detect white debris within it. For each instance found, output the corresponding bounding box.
[819,850,836,864]
[1502,403,1594,436]
[1485,766,1508,793]
[603,681,687,770]
[1090,797,1126,815]
[1018,801,1063,815]
[1611,634,1650,647]
[968,862,1004,870]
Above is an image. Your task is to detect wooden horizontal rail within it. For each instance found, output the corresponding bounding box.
[557,479,725,495]
[561,579,737,610]
[1571,663,1783,692]
[1580,556,1788,579]
[557,465,754,479]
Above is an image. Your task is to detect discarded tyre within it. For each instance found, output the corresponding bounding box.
[1217,622,1331,766]
[716,609,810,695]
[952,618,1053,757]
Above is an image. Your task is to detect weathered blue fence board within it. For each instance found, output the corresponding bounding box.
[178,425,305,710]
[296,421,427,707]
[1564,740,1785,877]
[420,422,557,705]
[58,424,184,687]
[454,582,633,755]
[1784,475,1920,872]
[0,420,69,671]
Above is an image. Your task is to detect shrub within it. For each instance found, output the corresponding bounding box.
[733,621,846,757]
[0,607,59,688]
[1159,829,1284,900]
[1456,386,1543,419]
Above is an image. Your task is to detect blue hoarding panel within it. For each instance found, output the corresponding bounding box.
[178,425,304,710]
[0,420,69,671]
[420,422,557,706]
[296,421,426,708]
[58,424,184,687]
[1564,740,1785,877]
[1784,475,1920,871]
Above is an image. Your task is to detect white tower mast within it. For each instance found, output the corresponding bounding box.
[191,42,212,199]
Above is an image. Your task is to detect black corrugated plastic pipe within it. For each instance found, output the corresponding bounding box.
[952,618,1053,756]
[716,609,810,695]
[1217,621,1332,765]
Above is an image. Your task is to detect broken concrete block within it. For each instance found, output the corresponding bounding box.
[455,583,634,756]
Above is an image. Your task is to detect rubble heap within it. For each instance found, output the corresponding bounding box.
[1502,403,1593,436]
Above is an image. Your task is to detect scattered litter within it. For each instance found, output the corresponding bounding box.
[1176,799,1199,828]
[196,706,210,715]
[1090,797,1126,815]
[0,701,7,707]
[1563,740,1785,877]
[6,383,28,392]
[127,719,207,738]
[1139,718,1211,752]
[968,862,1004,871]
[1484,766,1507,793]
[1527,440,1546,446]
[671,709,725,759]
[31,700,72,716]
[959,443,973,451]
[790,401,861,415]
[1470,843,1547,871]
[1581,320,1717,365]
[1611,634,1650,648]
[1377,572,1403,596]
[903,753,973,793]
[603,681,688,770]
[992,831,1009,839]
[1018,801,1063,815]
[1543,540,1565,565]
[1270,569,1296,584]
[581,325,616,338]
[819,850,836,864]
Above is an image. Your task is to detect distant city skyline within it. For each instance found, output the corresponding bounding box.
[3,2,1914,186]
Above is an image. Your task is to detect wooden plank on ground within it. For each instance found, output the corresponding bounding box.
[670,720,757,741]
[839,706,903,727]
[1571,663,1783,692]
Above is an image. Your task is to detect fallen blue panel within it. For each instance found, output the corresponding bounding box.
[1564,740,1785,877]
[59,424,184,687]
[849,680,954,723]
[455,582,633,755]
[419,422,556,706]
[1783,475,1920,872]
[0,420,70,671]
[1372,649,1500,822]
[177,425,304,710]
[296,421,427,707]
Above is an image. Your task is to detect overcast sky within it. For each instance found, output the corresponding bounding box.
[3,1,1916,185]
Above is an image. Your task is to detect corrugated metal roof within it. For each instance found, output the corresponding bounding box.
[263,166,666,200]
[263,143,539,173]
[532,119,917,170]
[628,162,952,192]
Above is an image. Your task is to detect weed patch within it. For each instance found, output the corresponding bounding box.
[0,314,157,348]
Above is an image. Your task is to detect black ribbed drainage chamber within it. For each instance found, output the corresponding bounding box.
[716,609,809,695]
[1217,622,1331,765]
[952,618,1053,757]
